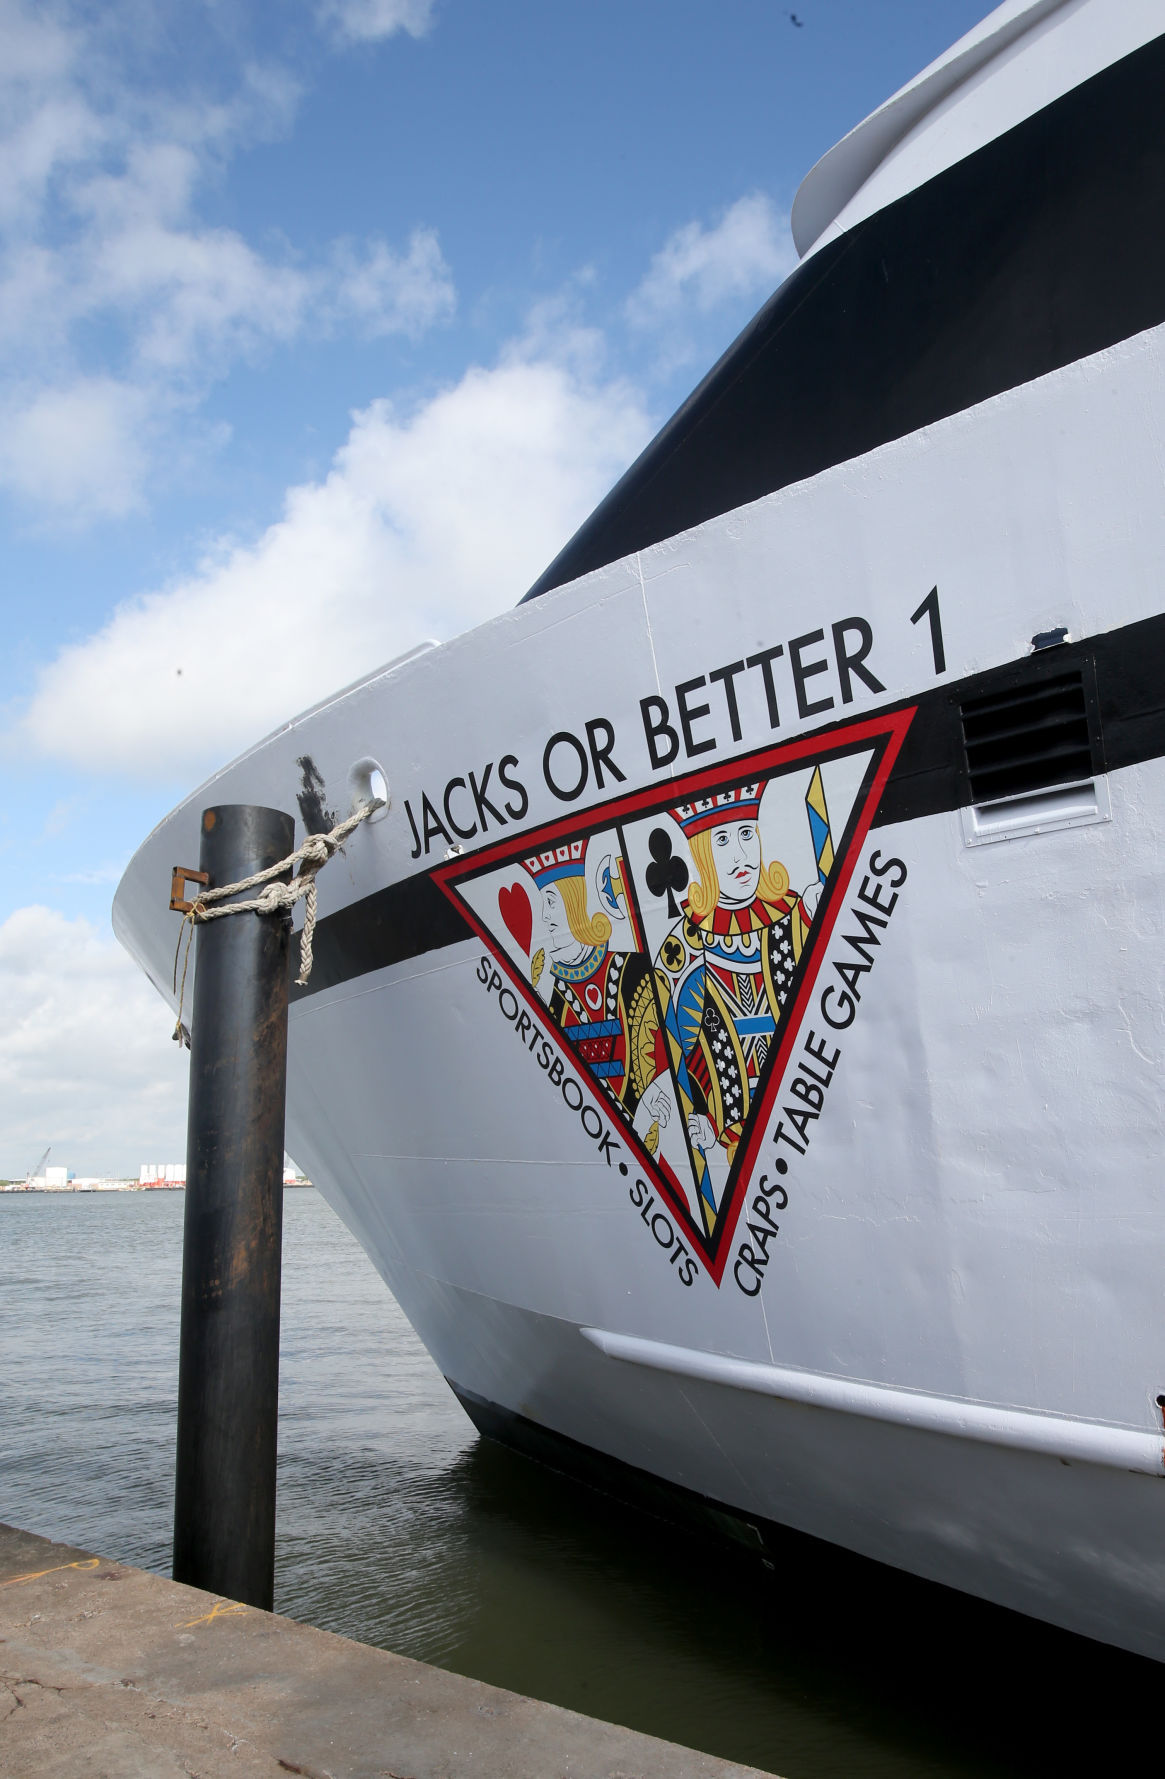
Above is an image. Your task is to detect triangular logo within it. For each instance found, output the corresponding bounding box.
[435,708,913,1284]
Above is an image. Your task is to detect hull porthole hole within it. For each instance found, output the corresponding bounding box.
[349,757,389,822]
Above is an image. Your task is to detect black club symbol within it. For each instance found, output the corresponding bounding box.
[645,827,688,919]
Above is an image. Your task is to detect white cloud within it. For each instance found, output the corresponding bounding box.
[0,906,188,1178]
[0,3,98,229]
[0,1,453,517]
[329,228,455,338]
[629,193,796,319]
[319,0,435,45]
[0,0,74,85]
[627,193,797,369]
[18,345,652,778]
[0,376,149,517]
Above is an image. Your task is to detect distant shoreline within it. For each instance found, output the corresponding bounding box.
[0,1182,314,1194]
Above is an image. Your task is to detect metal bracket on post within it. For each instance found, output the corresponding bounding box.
[170,865,209,913]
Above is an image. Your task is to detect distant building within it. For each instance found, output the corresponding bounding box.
[8,1168,134,1192]
[135,1163,311,1188]
[139,1165,186,1187]
[1,1162,312,1193]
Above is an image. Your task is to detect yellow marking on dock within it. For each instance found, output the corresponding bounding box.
[177,1598,248,1628]
[0,1556,101,1589]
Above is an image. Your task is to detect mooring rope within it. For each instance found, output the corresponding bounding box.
[172,799,383,1045]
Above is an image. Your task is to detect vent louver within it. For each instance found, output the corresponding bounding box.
[960,668,1093,804]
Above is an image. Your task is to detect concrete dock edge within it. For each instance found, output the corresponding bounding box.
[0,1523,780,1778]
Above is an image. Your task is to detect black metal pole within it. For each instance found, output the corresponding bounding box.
[173,804,294,1610]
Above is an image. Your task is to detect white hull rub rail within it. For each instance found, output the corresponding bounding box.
[580,1329,1165,1477]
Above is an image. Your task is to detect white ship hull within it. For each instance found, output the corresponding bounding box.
[116,0,1165,1661]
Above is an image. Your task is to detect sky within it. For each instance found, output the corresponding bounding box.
[0,0,993,1178]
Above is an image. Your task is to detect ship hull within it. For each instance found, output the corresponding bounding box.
[271,763,1165,1666]
[115,7,1165,1662]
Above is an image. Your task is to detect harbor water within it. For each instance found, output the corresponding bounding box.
[1,1188,1155,1778]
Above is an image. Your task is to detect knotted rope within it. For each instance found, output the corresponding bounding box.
[172,799,383,1046]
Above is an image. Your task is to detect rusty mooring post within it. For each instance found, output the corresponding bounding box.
[172,804,294,1611]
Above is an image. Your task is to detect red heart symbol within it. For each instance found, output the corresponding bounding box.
[498,882,533,955]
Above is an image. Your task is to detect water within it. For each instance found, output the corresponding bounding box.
[1,1189,1156,1777]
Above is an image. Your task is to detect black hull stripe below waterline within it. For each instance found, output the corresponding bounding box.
[290,614,1165,999]
[448,1380,1120,1672]
[522,30,1165,603]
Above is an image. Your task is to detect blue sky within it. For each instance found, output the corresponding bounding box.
[0,0,991,1174]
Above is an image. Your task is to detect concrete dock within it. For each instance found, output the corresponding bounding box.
[0,1523,778,1778]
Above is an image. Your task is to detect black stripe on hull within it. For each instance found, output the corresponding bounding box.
[290,865,469,999]
[452,1376,786,1561]
[447,1379,1131,1683]
[522,31,1165,602]
[291,612,1165,1000]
